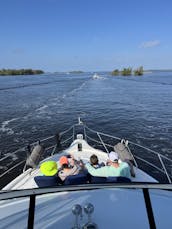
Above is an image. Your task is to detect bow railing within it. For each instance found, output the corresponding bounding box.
[0,118,172,184]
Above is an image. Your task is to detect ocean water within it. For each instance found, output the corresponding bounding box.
[0,71,172,185]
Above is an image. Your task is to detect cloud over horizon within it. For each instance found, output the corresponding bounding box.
[140,40,160,48]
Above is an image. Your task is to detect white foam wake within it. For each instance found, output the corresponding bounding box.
[52,79,90,105]
[0,118,19,135]
[36,105,48,113]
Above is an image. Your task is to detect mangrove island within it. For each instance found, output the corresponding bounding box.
[69,70,84,74]
[111,66,144,76]
[0,69,44,76]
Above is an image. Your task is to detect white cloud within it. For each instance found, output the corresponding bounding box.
[140,40,160,48]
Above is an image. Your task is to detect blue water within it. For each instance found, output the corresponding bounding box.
[0,71,172,177]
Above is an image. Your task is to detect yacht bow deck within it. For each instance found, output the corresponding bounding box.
[1,118,172,190]
[2,138,157,190]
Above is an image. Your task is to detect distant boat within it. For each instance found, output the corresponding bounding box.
[93,73,101,79]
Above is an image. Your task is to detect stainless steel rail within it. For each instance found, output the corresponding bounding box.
[1,118,172,183]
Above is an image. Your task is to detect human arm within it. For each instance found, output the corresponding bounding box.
[120,162,131,179]
[85,163,108,177]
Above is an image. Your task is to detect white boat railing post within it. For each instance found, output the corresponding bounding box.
[78,117,83,125]
[72,125,75,141]
[83,126,87,141]
[158,153,172,183]
[97,132,109,154]
[51,145,57,156]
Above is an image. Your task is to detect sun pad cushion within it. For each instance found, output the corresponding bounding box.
[64,173,89,185]
[106,176,131,183]
[91,176,131,183]
[34,176,60,187]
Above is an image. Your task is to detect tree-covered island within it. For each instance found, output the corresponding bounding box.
[111,66,144,76]
[0,69,44,76]
[69,70,84,74]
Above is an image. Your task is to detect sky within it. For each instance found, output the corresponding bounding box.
[0,0,172,72]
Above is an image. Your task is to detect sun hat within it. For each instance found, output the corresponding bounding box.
[109,151,119,162]
[40,161,58,176]
[59,156,69,166]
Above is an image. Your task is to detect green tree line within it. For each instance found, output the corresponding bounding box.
[111,66,144,76]
[0,69,44,76]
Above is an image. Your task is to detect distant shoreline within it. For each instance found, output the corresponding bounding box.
[148,69,172,72]
[0,69,172,76]
[0,69,44,76]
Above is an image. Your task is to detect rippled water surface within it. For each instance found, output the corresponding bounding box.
[0,71,172,185]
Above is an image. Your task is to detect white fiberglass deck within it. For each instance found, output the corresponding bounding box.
[3,139,157,191]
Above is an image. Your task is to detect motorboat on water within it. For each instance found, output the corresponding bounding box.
[92,73,101,79]
[0,118,172,228]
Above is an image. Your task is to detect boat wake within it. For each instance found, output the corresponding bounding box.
[0,118,19,135]
[52,79,90,105]
[117,77,172,86]
[0,80,61,91]
[92,73,105,80]
[35,105,48,113]
[0,78,91,137]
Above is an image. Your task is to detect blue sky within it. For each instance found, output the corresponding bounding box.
[0,0,172,71]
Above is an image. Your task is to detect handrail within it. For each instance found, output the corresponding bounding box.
[0,183,172,201]
[0,154,12,162]
[85,125,171,162]
[0,160,25,178]
[0,147,25,162]
[61,135,73,145]
[97,132,109,154]
[83,124,172,182]
[85,130,169,174]
[86,133,169,176]
[51,145,58,156]
[85,134,119,150]
[127,139,171,161]
[39,135,54,142]
[60,125,74,136]
[83,125,87,141]
[0,135,56,163]
[134,155,167,174]
[1,120,172,184]
[86,134,104,145]
[2,122,170,163]
[158,154,171,183]
[72,125,75,141]
[85,125,122,141]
